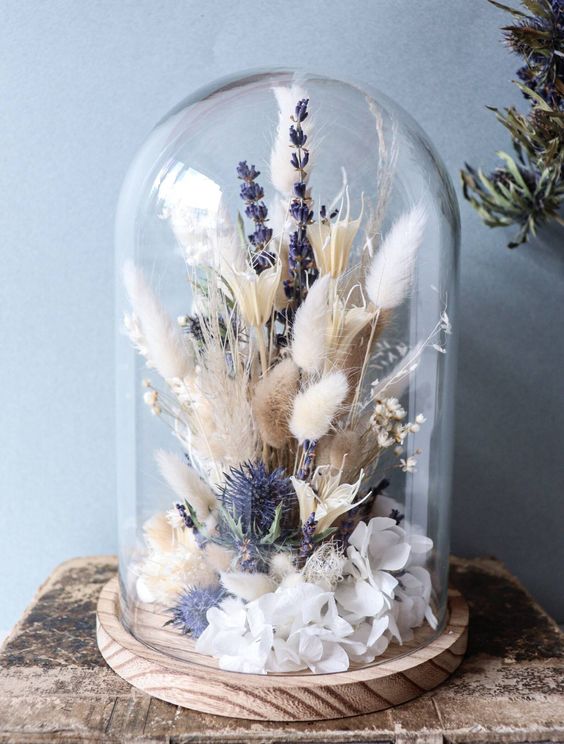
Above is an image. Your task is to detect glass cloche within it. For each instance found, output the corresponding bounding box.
[115,70,459,676]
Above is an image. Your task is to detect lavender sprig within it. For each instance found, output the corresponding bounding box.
[284,98,318,305]
[237,161,274,272]
[299,511,318,563]
[297,439,317,480]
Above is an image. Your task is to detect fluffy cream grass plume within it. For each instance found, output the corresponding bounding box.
[123,261,192,380]
[204,543,234,573]
[252,358,300,448]
[155,450,216,521]
[270,84,310,196]
[221,571,275,601]
[365,204,427,310]
[291,274,330,373]
[289,371,349,443]
[193,346,259,472]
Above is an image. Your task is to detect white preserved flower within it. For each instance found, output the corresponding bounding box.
[221,260,281,328]
[197,582,359,675]
[400,456,418,473]
[290,467,366,533]
[308,189,362,278]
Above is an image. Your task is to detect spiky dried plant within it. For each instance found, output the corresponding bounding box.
[461,0,564,247]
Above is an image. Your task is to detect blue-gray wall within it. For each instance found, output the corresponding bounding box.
[1,0,562,633]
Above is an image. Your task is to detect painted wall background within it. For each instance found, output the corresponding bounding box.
[1,0,562,633]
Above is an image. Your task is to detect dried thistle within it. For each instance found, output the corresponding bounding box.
[461,0,564,247]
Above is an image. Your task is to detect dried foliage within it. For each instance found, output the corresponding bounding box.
[461,0,564,247]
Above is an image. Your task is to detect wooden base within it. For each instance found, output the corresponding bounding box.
[96,576,468,721]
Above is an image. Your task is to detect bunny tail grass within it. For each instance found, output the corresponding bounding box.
[252,358,300,449]
[291,274,330,373]
[155,449,216,521]
[123,261,193,380]
[365,204,427,310]
[289,371,349,443]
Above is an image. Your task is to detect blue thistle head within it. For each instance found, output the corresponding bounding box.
[218,461,296,535]
[169,585,226,638]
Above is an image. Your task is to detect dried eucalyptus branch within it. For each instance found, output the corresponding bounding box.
[461,0,564,247]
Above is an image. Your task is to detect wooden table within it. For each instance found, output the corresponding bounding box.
[0,556,562,743]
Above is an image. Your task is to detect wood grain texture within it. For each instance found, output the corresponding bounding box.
[1,555,562,742]
[96,576,468,721]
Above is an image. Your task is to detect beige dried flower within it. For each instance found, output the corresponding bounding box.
[308,189,362,278]
[222,260,281,328]
[252,358,300,448]
[316,429,362,473]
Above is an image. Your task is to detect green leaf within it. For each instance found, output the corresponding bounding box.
[183,500,206,532]
[313,526,338,543]
[217,505,245,541]
[478,169,514,208]
[487,0,528,17]
[521,0,548,17]
[236,212,247,252]
[497,152,531,195]
[260,504,284,545]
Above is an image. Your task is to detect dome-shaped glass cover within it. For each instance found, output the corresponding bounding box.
[116,70,459,675]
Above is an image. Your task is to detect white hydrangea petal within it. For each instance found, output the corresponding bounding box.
[368,516,397,532]
[346,546,371,581]
[335,578,385,618]
[308,641,350,673]
[367,615,390,647]
[386,612,403,644]
[267,638,305,672]
[348,519,370,552]
[297,629,324,663]
[425,605,438,630]
[409,534,434,554]
[370,570,399,598]
[369,529,401,558]
[378,542,412,571]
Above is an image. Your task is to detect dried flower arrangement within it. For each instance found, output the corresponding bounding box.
[461,0,564,247]
[123,89,451,675]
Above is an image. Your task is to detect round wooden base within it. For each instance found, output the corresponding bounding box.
[96,577,468,721]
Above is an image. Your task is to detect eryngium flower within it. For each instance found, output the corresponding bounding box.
[219,461,296,534]
[169,585,227,638]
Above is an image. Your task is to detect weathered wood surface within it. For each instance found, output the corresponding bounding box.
[0,555,562,742]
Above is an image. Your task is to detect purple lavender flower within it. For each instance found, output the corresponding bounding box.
[284,97,318,307]
[389,508,405,525]
[169,585,226,638]
[299,511,318,560]
[297,439,317,480]
[236,161,260,181]
[289,124,308,147]
[175,502,193,529]
[237,160,273,264]
[295,98,309,123]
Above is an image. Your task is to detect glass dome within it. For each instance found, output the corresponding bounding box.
[115,69,459,676]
